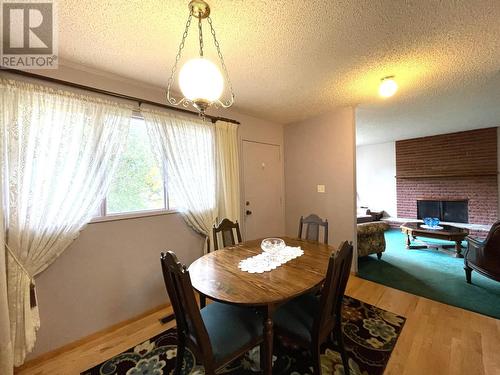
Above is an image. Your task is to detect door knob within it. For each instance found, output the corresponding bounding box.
[246,210,252,215]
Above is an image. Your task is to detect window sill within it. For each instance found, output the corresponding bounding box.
[90,209,179,224]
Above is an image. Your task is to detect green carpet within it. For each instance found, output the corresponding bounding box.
[358,229,500,319]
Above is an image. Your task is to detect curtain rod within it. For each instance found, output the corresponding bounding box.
[2,69,240,125]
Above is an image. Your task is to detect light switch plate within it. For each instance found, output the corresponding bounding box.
[317,184,325,193]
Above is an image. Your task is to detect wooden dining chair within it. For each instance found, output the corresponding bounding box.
[201,218,243,308]
[212,218,242,251]
[160,251,265,375]
[298,214,329,244]
[273,241,353,374]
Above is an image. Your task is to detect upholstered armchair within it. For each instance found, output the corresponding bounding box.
[464,221,500,284]
[357,222,390,259]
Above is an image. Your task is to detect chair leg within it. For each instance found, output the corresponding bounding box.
[338,333,350,375]
[259,343,265,372]
[333,323,350,375]
[311,344,321,374]
[376,252,382,260]
[203,361,216,375]
[464,265,472,284]
[174,336,186,375]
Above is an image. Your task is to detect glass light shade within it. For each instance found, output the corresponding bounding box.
[178,58,224,102]
[379,78,398,97]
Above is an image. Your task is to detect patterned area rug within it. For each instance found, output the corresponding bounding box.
[82,296,405,375]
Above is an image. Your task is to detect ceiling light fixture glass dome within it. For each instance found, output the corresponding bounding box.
[179,57,224,104]
[166,0,234,117]
[379,76,398,98]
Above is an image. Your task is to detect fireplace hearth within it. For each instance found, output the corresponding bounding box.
[417,199,468,223]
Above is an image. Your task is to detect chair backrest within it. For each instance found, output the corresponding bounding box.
[483,220,500,252]
[160,251,212,358]
[298,214,329,244]
[213,218,242,251]
[313,241,353,342]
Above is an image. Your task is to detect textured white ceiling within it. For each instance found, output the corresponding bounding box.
[356,71,500,145]
[56,0,500,128]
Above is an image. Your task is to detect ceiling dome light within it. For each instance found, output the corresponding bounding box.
[379,76,398,98]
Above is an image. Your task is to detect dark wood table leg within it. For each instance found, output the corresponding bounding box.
[263,305,274,375]
[199,294,206,309]
[406,233,428,250]
[454,241,464,258]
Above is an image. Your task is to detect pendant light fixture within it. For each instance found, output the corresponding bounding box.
[166,0,234,116]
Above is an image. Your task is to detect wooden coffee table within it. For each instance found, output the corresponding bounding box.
[400,222,469,258]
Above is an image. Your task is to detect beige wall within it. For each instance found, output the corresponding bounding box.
[31,213,204,357]
[18,63,285,358]
[284,107,357,267]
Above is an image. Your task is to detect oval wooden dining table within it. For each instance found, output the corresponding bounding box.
[188,236,335,375]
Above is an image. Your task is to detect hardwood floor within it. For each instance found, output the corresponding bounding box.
[16,276,500,375]
[347,277,500,375]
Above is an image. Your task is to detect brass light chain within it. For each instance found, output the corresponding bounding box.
[198,15,204,57]
[207,16,235,107]
[166,13,193,106]
[166,3,235,111]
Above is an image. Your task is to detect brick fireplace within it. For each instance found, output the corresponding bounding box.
[396,127,498,228]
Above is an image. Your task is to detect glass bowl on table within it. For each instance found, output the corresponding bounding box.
[261,238,286,253]
[261,238,286,265]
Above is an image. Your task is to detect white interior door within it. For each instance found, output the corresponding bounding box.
[242,140,284,240]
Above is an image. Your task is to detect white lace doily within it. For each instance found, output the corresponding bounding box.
[238,246,304,273]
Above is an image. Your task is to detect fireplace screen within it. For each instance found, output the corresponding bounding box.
[417,200,468,223]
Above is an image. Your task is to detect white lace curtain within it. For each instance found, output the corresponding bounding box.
[143,111,241,252]
[143,110,218,252]
[215,121,241,224]
[0,79,132,372]
[0,172,11,375]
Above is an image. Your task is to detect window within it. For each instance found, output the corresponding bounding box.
[98,116,174,217]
